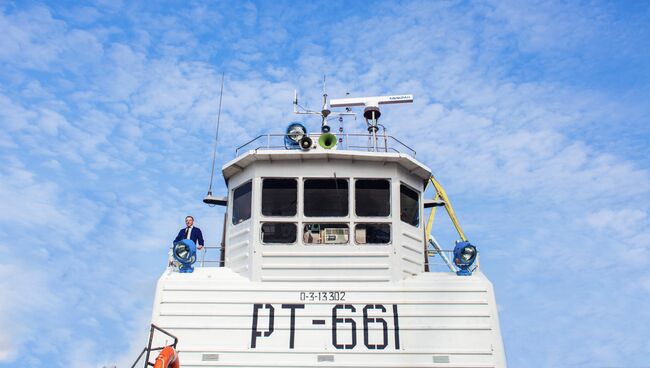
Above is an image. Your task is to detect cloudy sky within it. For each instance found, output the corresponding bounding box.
[1,1,649,367]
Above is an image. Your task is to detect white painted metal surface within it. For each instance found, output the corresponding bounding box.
[150,269,506,367]
[330,95,414,108]
[222,150,430,181]
[149,149,506,367]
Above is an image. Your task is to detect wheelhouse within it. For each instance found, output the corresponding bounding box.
[221,149,431,282]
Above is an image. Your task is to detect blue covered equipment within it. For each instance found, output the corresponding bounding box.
[284,122,309,149]
[453,241,477,276]
[173,238,197,273]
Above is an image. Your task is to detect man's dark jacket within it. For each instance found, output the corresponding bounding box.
[174,227,204,247]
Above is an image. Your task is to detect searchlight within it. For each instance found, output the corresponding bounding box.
[453,241,477,276]
[173,239,197,273]
[284,122,309,150]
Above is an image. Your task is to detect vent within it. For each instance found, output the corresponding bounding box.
[317,355,334,362]
[433,355,450,363]
[202,353,219,361]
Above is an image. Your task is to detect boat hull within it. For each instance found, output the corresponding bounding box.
[150,267,506,367]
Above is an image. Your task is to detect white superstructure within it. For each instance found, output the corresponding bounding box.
[138,93,507,368]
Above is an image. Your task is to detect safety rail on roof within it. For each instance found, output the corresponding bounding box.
[167,245,222,269]
[198,245,222,267]
[171,245,473,274]
[234,132,416,158]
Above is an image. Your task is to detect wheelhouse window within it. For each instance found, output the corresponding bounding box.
[304,179,349,217]
[400,184,420,227]
[355,223,391,244]
[262,178,297,216]
[232,181,252,225]
[355,179,390,217]
[261,223,297,244]
[303,223,349,245]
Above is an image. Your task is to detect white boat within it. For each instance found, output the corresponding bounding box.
[132,92,507,368]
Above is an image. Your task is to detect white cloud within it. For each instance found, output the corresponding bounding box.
[586,209,647,237]
[0,1,649,367]
[0,263,61,362]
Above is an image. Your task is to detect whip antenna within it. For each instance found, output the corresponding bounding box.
[207,72,225,196]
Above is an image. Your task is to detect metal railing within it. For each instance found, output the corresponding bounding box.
[130,324,178,368]
[426,249,455,271]
[425,248,480,273]
[169,245,472,273]
[166,244,474,273]
[234,132,416,158]
[166,245,223,269]
[198,245,222,267]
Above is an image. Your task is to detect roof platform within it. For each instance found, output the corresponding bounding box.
[223,149,432,182]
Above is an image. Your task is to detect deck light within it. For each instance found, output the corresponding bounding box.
[453,241,477,276]
[173,239,197,273]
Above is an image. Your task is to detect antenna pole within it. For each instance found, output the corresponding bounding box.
[372,111,378,151]
[207,72,225,196]
[293,89,298,113]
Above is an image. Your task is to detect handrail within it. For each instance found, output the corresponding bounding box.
[191,244,463,272]
[199,245,222,267]
[234,132,416,158]
[167,245,222,269]
[130,324,178,368]
[236,134,265,154]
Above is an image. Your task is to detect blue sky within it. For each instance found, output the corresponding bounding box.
[1,1,649,367]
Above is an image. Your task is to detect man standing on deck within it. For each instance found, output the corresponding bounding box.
[174,215,204,250]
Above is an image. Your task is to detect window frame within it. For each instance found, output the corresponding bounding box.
[354,178,391,218]
[399,182,421,228]
[302,222,350,245]
[261,177,298,217]
[353,222,392,245]
[302,177,350,218]
[231,180,252,226]
[260,222,298,245]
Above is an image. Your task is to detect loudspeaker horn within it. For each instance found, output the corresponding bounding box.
[299,136,313,150]
[318,133,337,149]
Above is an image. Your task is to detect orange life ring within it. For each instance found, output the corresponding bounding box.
[153,346,179,368]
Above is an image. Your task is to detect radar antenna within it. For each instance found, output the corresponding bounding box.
[330,94,413,150]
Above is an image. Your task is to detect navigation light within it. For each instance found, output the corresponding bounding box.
[173,239,197,273]
[453,241,477,276]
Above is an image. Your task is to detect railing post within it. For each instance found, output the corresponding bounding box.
[219,211,227,267]
[143,324,155,368]
[129,348,147,368]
